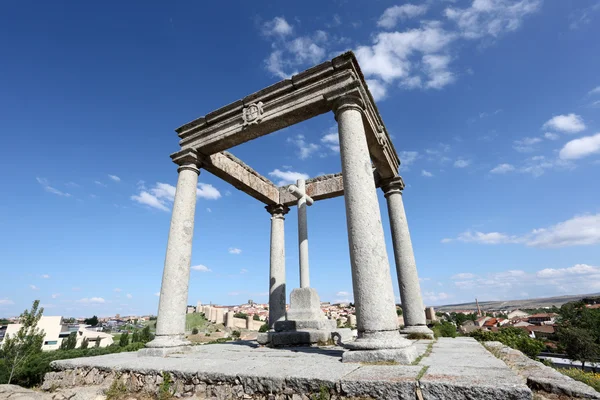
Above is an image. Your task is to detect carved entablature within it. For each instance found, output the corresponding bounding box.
[171,51,402,204]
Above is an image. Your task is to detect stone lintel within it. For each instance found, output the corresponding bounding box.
[202,151,279,205]
[279,171,384,207]
[174,52,399,179]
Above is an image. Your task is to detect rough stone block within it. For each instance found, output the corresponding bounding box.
[342,345,418,364]
[340,365,420,399]
[274,319,336,332]
[286,288,325,321]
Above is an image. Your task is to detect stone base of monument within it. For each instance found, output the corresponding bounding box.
[400,324,435,339]
[137,335,192,357]
[43,338,540,400]
[342,330,418,364]
[258,287,353,346]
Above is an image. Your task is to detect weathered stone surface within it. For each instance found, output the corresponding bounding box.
[340,366,420,399]
[266,204,289,329]
[42,339,543,400]
[342,346,418,364]
[286,288,325,321]
[274,320,336,332]
[485,341,600,399]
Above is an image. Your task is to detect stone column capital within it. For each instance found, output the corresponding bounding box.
[331,95,365,120]
[265,204,290,219]
[381,176,405,197]
[170,149,202,175]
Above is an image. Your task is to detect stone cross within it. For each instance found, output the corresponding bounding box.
[287,179,314,288]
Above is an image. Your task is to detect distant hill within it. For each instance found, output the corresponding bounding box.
[434,293,600,312]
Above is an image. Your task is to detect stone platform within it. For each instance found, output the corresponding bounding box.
[43,338,533,399]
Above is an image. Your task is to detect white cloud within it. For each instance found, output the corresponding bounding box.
[366,79,387,101]
[544,132,559,141]
[94,181,107,187]
[590,86,600,95]
[537,264,600,279]
[451,265,600,299]
[77,297,105,304]
[132,182,220,211]
[126,293,133,299]
[206,208,212,213]
[197,183,221,200]
[268,169,310,185]
[29,285,38,290]
[378,4,429,29]
[114,288,122,292]
[400,151,419,167]
[454,159,471,168]
[51,293,60,299]
[444,213,600,248]
[451,273,477,280]
[518,155,572,177]
[321,128,340,153]
[513,137,542,153]
[0,299,14,305]
[336,291,350,297]
[154,292,160,297]
[41,274,50,279]
[422,291,450,303]
[559,133,600,160]
[36,177,71,197]
[228,247,242,255]
[543,113,586,134]
[288,134,320,159]
[355,22,457,90]
[191,264,212,272]
[263,21,327,79]
[421,170,433,177]
[445,0,542,40]
[131,191,169,212]
[490,163,515,174]
[240,268,248,274]
[262,16,293,37]
[108,175,121,182]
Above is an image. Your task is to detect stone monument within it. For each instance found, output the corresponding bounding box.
[141,51,432,362]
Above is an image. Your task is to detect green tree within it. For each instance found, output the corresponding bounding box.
[80,337,89,350]
[119,332,129,347]
[258,323,269,333]
[469,327,545,358]
[253,314,261,321]
[140,325,153,343]
[131,330,140,343]
[84,315,99,327]
[0,300,45,384]
[191,327,199,335]
[234,312,248,319]
[559,327,600,370]
[433,321,457,338]
[60,332,77,350]
[396,308,403,316]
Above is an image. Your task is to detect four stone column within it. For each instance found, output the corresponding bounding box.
[333,96,416,363]
[381,177,433,337]
[143,150,200,355]
[266,204,289,330]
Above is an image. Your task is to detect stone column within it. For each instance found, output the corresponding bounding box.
[332,95,416,363]
[297,179,310,288]
[381,177,433,338]
[143,150,200,356]
[265,204,289,330]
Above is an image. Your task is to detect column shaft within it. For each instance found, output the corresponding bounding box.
[297,179,310,288]
[151,163,199,347]
[383,180,428,329]
[335,97,399,338]
[266,204,289,329]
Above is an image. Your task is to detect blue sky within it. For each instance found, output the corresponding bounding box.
[1,0,599,318]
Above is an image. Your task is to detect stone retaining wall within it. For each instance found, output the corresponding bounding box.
[42,366,365,399]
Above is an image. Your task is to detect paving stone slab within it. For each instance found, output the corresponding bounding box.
[47,339,535,400]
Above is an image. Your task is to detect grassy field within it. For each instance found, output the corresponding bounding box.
[185,313,209,332]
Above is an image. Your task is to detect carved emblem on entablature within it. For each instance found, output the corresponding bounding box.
[242,101,264,126]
